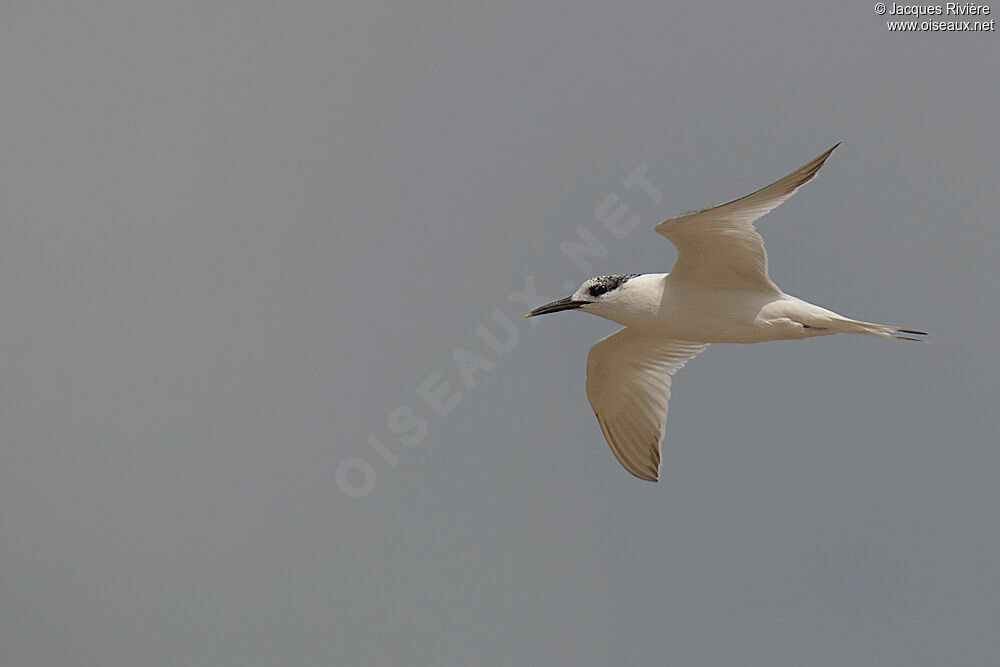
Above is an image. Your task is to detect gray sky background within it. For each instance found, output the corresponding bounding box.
[2,2,998,666]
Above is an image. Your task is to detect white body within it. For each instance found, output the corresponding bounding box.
[581,272,849,343]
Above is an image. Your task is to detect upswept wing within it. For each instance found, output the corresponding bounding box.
[586,328,708,482]
[655,144,839,292]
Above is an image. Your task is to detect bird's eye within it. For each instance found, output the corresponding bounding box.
[588,285,607,297]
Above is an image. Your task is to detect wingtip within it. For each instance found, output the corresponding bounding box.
[811,142,840,162]
[820,142,841,160]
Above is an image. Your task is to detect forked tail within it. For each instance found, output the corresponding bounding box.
[829,317,929,342]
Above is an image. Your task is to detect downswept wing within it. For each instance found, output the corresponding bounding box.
[655,144,840,292]
[586,328,708,482]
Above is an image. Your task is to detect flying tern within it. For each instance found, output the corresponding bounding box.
[524,144,926,482]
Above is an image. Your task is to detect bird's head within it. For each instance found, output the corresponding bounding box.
[523,274,654,325]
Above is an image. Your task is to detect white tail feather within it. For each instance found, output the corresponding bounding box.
[829,317,928,341]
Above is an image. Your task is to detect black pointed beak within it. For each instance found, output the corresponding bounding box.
[522,296,588,318]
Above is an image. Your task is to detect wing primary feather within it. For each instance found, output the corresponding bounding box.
[586,329,708,482]
[654,144,841,292]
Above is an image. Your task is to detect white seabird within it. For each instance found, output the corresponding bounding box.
[524,144,926,481]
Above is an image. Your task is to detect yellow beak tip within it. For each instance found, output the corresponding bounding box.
[521,313,532,319]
